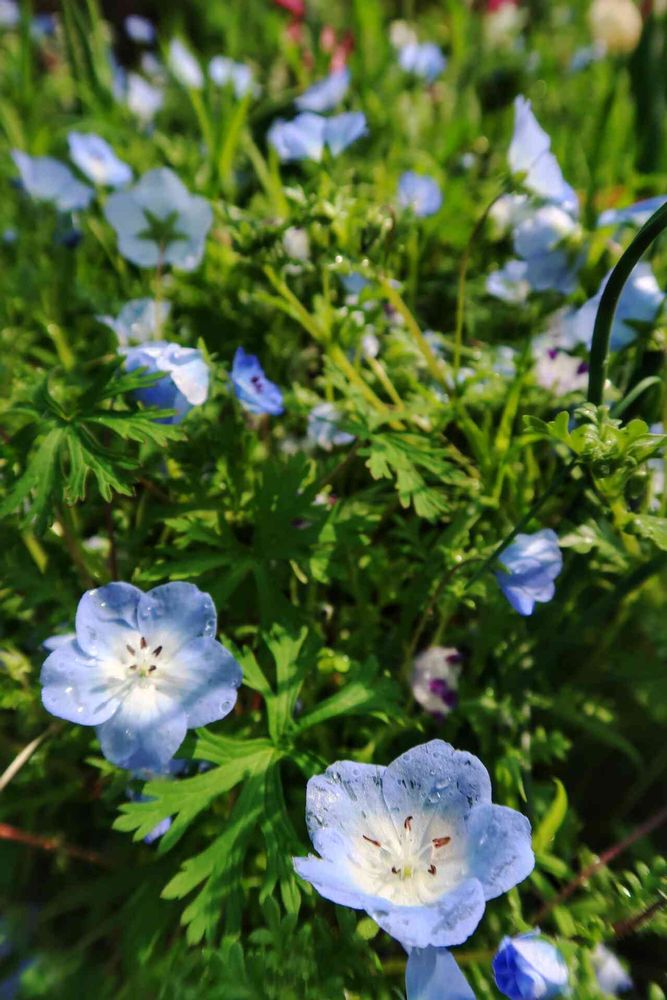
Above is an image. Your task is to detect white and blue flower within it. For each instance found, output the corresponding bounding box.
[398,42,447,82]
[508,97,578,215]
[124,15,155,45]
[406,947,475,1000]
[307,403,354,450]
[295,68,350,112]
[167,38,204,90]
[123,341,209,423]
[496,530,563,616]
[398,172,442,217]
[231,347,284,416]
[68,132,132,188]
[268,111,367,162]
[493,933,569,1000]
[209,56,256,98]
[11,150,93,212]
[98,298,171,346]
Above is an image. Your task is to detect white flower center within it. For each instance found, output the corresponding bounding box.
[350,813,467,906]
[123,634,166,684]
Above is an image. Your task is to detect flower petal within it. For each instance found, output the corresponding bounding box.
[75,582,142,659]
[405,947,476,1000]
[292,855,375,910]
[304,760,388,860]
[368,877,486,948]
[96,686,187,770]
[137,582,217,653]
[466,803,535,900]
[40,640,122,725]
[159,636,242,728]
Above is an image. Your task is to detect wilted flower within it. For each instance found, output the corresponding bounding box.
[568,262,664,351]
[123,341,209,422]
[588,0,643,55]
[592,944,632,995]
[167,38,204,89]
[496,529,563,616]
[398,172,443,217]
[268,111,367,161]
[486,259,531,303]
[405,947,475,1000]
[126,72,164,123]
[598,195,665,230]
[231,347,284,416]
[98,298,171,346]
[209,56,256,97]
[104,168,212,270]
[124,15,155,44]
[67,132,132,188]
[11,150,93,212]
[493,933,569,1000]
[398,42,447,82]
[509,97,578,215]
[40,582,242,772]
[411,647,462,719]
[307,403,355,450]
[295,67,350,112]
[293,739,534,948]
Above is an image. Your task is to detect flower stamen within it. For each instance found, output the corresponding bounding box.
[404,815,413,831]
[433,836,451,849]
[362,835,381,847]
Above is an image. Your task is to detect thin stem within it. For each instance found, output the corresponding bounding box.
[0,822,112,867]
[380,278,450,390]
[613,894,667,938]
[0,724,59,793]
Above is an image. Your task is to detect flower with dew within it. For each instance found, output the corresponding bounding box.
[493,933,569,1000]
[588,0,643,55]
[508,97,578,216]
[104,168,212,270]
[307,403,355,450]
[268,111,367,161]
[67,133,132,188]
[40,582,242,772]
[124,15,155,45]
[592,944,632,996]
[398,172,442,218]
[231,347,284,416]
[398,42,447,82]
[295,67,350,112]
[598,195,666,231]
[293,739,534,949]
[167,38,204,89]
[496,529,563,616]
[126,72,164,124]
[123,341,209,423]
[209,56,256,98]
[567,262,664,352]
[411,647,462,720]
[97,298,171,346]
[486,259,531,304]
[11,150,93,212]
[405,946,475,1000]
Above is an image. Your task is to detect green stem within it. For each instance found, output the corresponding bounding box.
[588,200,667,405]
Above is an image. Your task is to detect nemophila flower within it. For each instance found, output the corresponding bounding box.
[40,582,242,772]
[533,349,588,396]
[295,67,350,112]
[569,262,664,352]
[11,150,93,212]
[486,259,530,303]
[43,632,76,652]
[124,15,155,45]
[398,172,442,217]
[512,204,582,294]
[0,0,17,27]
[496,529,563,616]
[398,42,447,82]
[509,97,578,215]
[411,647,462,720]
[209,56,256,98]
[493,933,569,1000]
[168,38,204,89]
[488,193,530,239]
[123,341,209,423]
[405,947,475,1000]
[592,944,632,996]
[598,195,665,230]
[293,739,534,949]
[126,72,164,123]
[104,168,212,270]
[307,403,354,450]
[589,0,642,55]
[231,347,284,416]
[97,298,171,346]
[268,111,367,161]
[67,133,132,188]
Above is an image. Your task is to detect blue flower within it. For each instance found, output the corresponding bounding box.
[398,42,447,82]
[0,0,18,28]
[295,68,350,112]
[167,38,204,89]
[11,150,93,212]
[40,582,242,772]
[124,15,155,44]
[512,203,582,294]
[104,168,212,270]
[209,56,256,98]
[496,529,563,616]
[98,298,171,346]
[568,263,665,352]
[293,739,534,949]
[508,97,578,216]
[486,260,530,303]
[68,132,132,188]
[307,403,354,450]
[398,172,442,217]
[231,347,284,416]
[267,111,367,161]
[598,196,666,231]
[592,944,632,996]
[406,947,475,1000]
[492,933,569,1000]
[125,72,164,123]
[123,341,209,423]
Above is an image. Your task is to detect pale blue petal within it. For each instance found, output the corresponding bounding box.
[325,112,367,156]
[96,687,187,771]
[168,38,204,89]
[268,113,326,162]
[163,636,242,728]
[67,132,132,188]
[466,803,534,899]
[508,97,551,178]
[486,260,530,303]
[292,855,376,909]
[406,948,476,1000]
[295,68,350,112]
[75,582,142,658]
[398,172,442,217]
[137,582,218,652]
[104,190,158,267]
[304,760,387,860]
[368,877,486,949]
[41,640,121,725]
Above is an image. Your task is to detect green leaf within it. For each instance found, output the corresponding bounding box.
[296,658,400,732]
[0,427,65,531]
[627,514,667,551]
[533,779,568,852]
